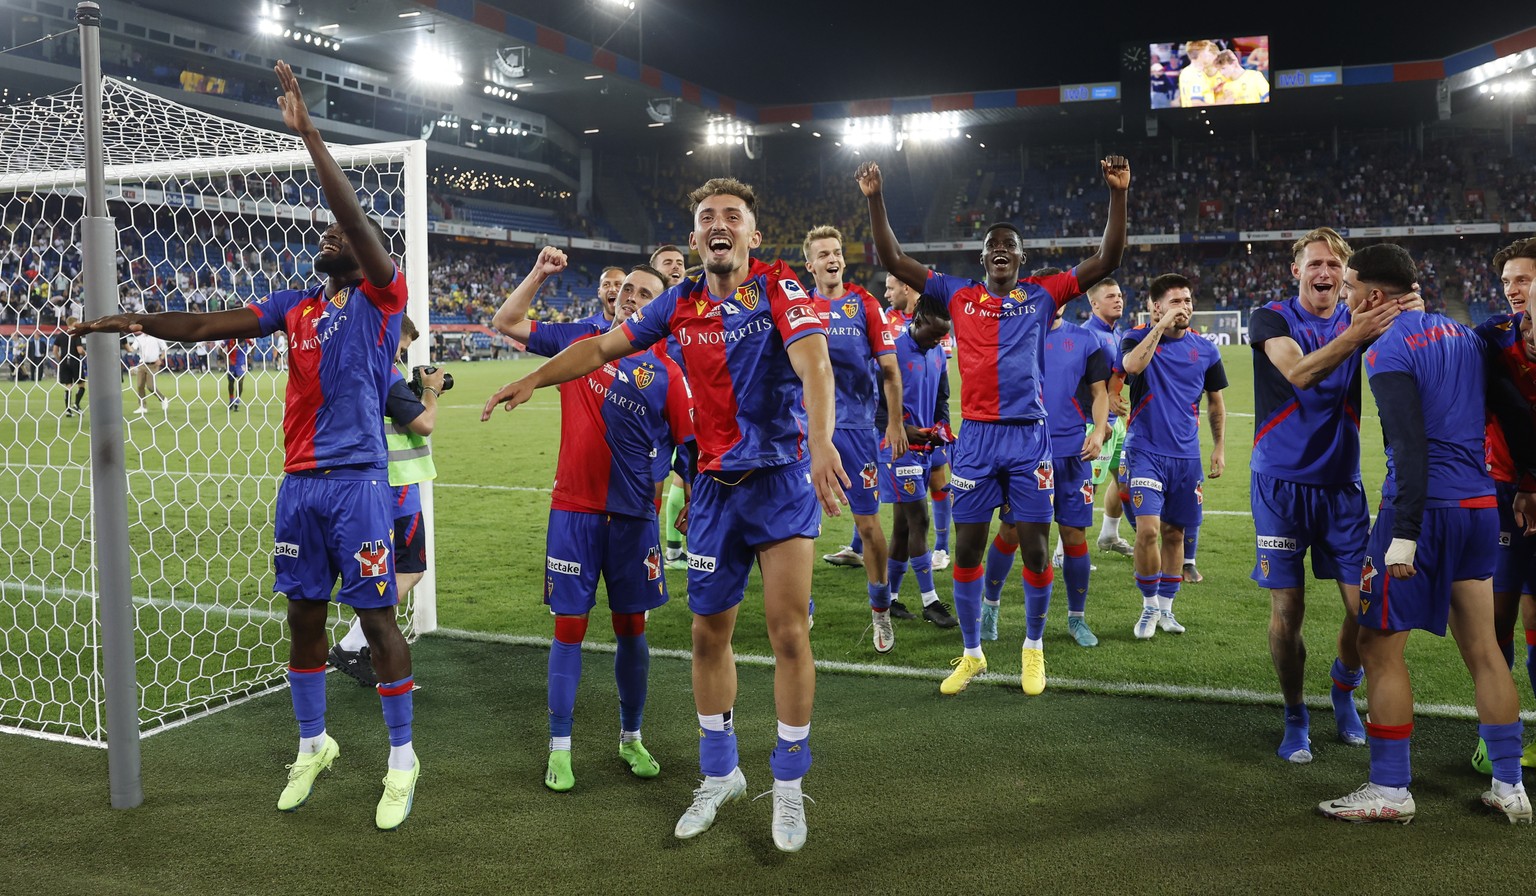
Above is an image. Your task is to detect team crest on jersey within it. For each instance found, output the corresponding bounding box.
[736,282,760,311]
[354,540,389,577]
[842,298,860,319]
[633,365,655,389]
[902,479,917,495]
[1080,479,1094,504]
[1034,462,1054,491]
[644,546,662,581]
[1360,559,1377,594]
[860,462,879,489]
[1132,492,1144,509]
[330,291,349,310]
[1063,339,1074,352]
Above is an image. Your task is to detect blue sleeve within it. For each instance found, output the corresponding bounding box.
[1247,307,1291,347]
[386,377,424,427]
[1371,371,1428,540]
[925,271,969,309]
[247,290,299,336]
[526,321,601,358]
[623,286,680,351]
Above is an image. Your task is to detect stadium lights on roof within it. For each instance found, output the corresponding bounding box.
[399,10,421,16]
[413,49,464,86]
[790,122,800,128]
[584,74,604,80]
[584,128,600,134]
[648,122,664,127]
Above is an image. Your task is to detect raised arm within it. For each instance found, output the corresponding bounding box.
[857,161,931,293]
[787,333,849,514]
[70,308,262,342]
[492,246,567,343]
[1122,312,1178,376]
[481,325,635,420]
[275,61,394,289]
[1073,157,1130,289]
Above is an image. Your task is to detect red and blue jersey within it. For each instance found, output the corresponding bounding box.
[1365,310,1492,509]
[1248,298,1363,486]
[813,283,895,431]
[1119,326,1228,459]
[622,258,826,473]
[1043,320,1110,450]
[1474,312,1536,486]
[887,307,912,337]
[247,267,406,474]
[224,338,254,375]
[528,321,693,519]
[924,268,1080,423]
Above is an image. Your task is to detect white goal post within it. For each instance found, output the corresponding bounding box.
[0,77,432,747]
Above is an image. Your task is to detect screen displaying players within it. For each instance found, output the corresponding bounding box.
[1150,37,1271,109]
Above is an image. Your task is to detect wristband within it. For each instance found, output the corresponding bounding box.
[423,387,440,399]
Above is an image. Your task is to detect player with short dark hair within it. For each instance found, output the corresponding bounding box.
[651,245,687,287]
[483,175,844,853]
[1084,278,1133,556]
[71,60,420,830]
[1319,243,1530,824]
[1120,273,1228,640]
[860,155,1129,695]
[581,266,626,328]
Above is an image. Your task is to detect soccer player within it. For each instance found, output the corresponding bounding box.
[1250,227,1406,762]
[1084,278,1134,556]
[1120,274,1227,640]
[803,225,909,652]
[223,337,253,410]
[129,329,168,414]
[52,317,84,417]
[880,294,959,637]
[482,177,844,853]
[72,60,420,830]
[327,314,445,690]
[1319,243,1530,824]
[860,154,1129,695]
[488,247,689,791]
[651,244,690,568]
[1213,50,1270,104]
[580,265,625,328]
[1177,40,1220,107]
[651,244,688,286]
[1472,236,1536,773]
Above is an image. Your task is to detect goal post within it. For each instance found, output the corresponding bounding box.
[0,75,432,748]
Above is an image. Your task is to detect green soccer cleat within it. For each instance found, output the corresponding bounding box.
[618,739,661,778]
[376,759,421,831]
[546,749,575,792]
[1472,737,1493,775]
[276,735,339,812]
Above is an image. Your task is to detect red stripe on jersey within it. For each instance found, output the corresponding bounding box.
[1459,495,1497,509]
[1128,393,1154,427]
[1253,398,1299,446]
[669,292,743,471]
[949,293,1002,420]
[549,361,617,515]
[282,298,324,470]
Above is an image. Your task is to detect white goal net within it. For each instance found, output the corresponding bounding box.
[0,78,430,746]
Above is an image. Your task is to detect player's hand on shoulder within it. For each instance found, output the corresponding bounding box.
[1101,155,1131,191]
[481,378,535,421]
[855,162,883,197]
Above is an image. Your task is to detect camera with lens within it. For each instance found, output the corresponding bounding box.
[409,365,454,397]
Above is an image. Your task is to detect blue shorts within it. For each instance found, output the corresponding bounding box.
[949,420,1053,525]
[273,472,398,609]
[1116,453,1135,523]
[930,444,950,470]
[1052,454,1096,529]
[1495,481,1536,595]
[1249,471,1369,588]
[394,510,427,574]
[687,461,820,616]
[835,427,880,516]
[1125,449,1202,529]
[544,509,669,616]
[882,451,932,504]
[1359,501,1497,636]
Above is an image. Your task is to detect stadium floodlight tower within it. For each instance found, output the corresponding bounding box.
[0,3,431,799]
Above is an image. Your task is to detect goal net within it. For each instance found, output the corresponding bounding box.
[1133,309,1246,345]
[0,78,431,746]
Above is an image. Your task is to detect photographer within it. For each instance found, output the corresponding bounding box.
[328,314,448,686]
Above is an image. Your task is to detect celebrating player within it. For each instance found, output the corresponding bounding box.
[488,247,690,793]
[650,244,688,287]
[482,177,843,853]
[1120,274,1227,640]
[71,60,421,830]
[1248,227,1402,763]
[581,265,625,328]
[1213,50,1270,104]
[860,154,1128,695]
[1319,243,1530,824]
[1084,279,1134,556]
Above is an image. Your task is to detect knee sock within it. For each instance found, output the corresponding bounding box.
[888,557,908,600]
[868,581,891,611]
[698,710,738,778]
[1365,721,1412,789]
[931,490,952,552]
[1022,565,1053,642]
[953,565,984,651]
[288,664,327,746]
[1157,575,1182,612]
[1184,526,1199,563]
[1063,542,1090,614]
[769,720,812,783]
[984,535,1019,604]
[612,613,648,736]
[1480,720,1525,785]
[1136,573,1160,609]
[378,675,415,770]
[548,616,588,742]
[911,551,937,602]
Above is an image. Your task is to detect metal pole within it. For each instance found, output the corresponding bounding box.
[78,0,142,809]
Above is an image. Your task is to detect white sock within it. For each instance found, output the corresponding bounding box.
[775,776,803,793]
[706,769,740,783]
[1023,637,1042,650]
[1372,783,1409,801]
[1052,537,1063,558]
[920,590,939,607]
[1100,515,1121,539]
[1157,597,1174,612]
[620,730,641,744]
[339,618,368,652]
[298,731,327,754]
[1492,779,1525,799]
[963,646,984,659]
[984,598,1001,608]
[550,736,572,752]
[1068,610,1085,618]
[388,742,416,771]
[1143,596,1159,609]
[777,720,810,741]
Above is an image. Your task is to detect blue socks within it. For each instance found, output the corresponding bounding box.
[547,639,582,738]
[868,581,891,610]
[377,676,414,748]
[614,633,649,733]
[850,527,864,555]
[1330,657,1366,744]
[888,557,908,599]
[698,710,738,777]
[1365,721,1412,789]
[1278,702,1310,761]
[911,551,936,595]
[287,665,326,738]
[1480,720,1525,785]
[931,490,951,552]
[984,535,1018,603]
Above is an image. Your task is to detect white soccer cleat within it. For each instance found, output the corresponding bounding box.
[1133,607,1160,640]
[674,768,747,839]
[1483,787,1534,824]
[1158,609,1186,634]
[1097,536,1135,556]
[871,609,895,654]
[1318,782,1415,824]
[931,549,951,571]
[763,782,811,852]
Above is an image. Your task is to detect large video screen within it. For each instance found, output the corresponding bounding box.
[1150,37,1270,109]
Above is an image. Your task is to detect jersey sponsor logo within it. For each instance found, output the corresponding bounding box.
[1500,531,1513,547]
[1130,477,1163,492]
[644,546,662,581]
[1035,462,1054,490]
[860,462,879,489]
[736,282,761,311]
[584,376,650,416]
[547,556,582,575]
[1257,536,1298,551]
[786,304,820,330]
[881,328,895,346]
[677,316,774,346]
[781,277,808,300]
[894,464,923,478]
[950,475,977,491]
[842,298,859,319]
[354,539,390,578]
[1360,559,1377,594]
[1080,479,1095,504]
[274,542,300,558]
[633,365,655,389]
[961,298,1037,319]
[687,553,717,572]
